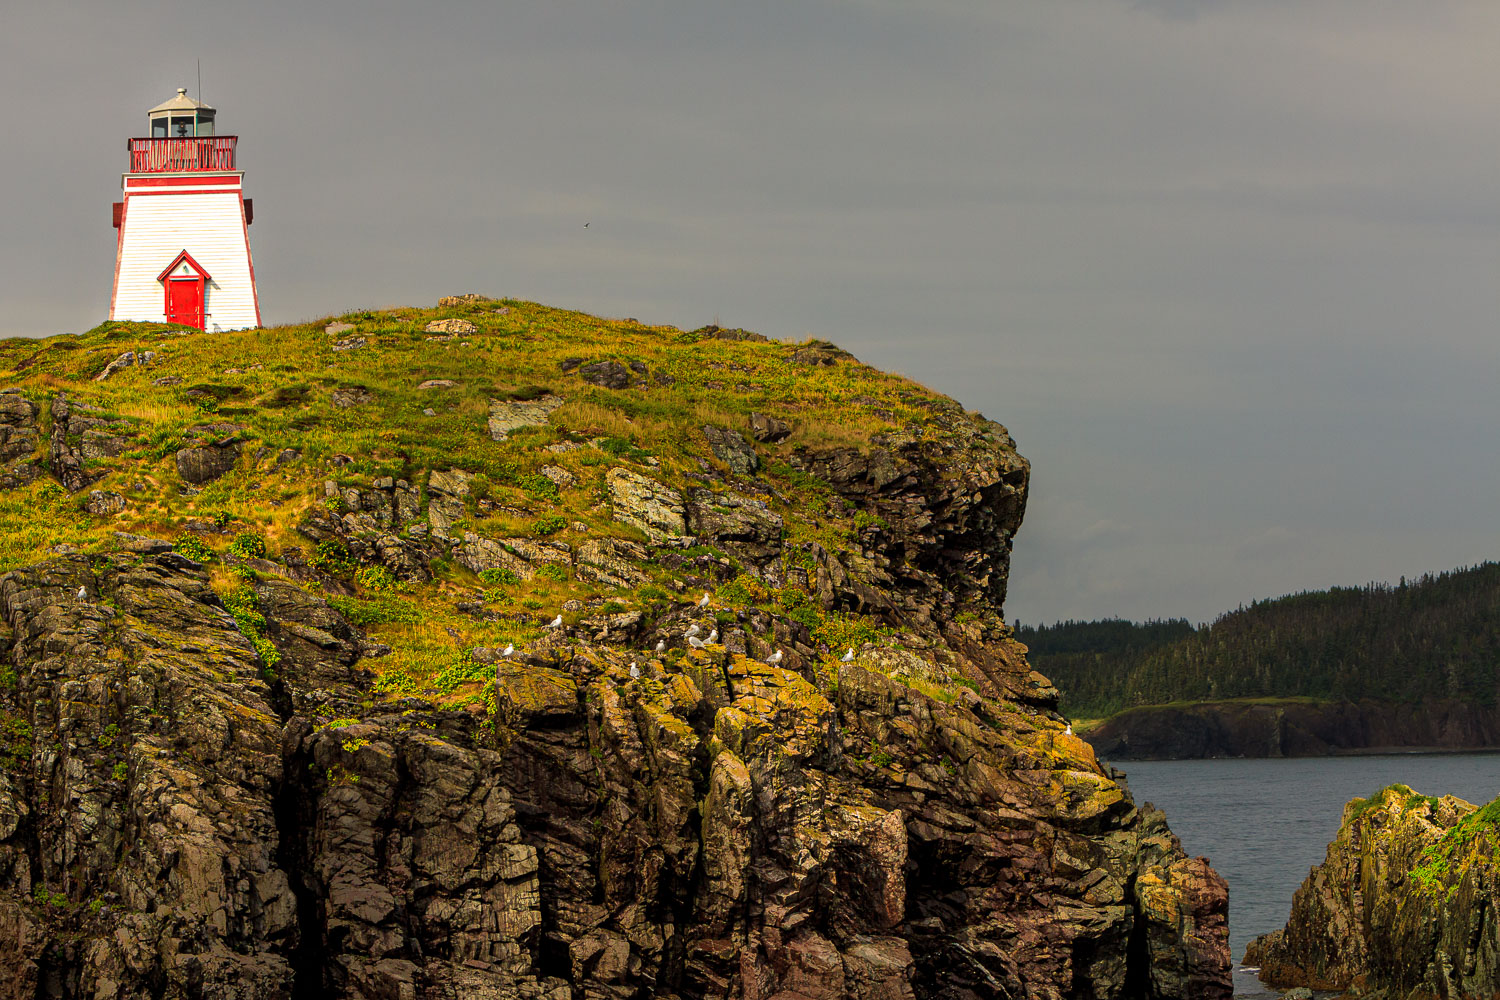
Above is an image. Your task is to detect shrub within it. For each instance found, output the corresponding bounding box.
[354,565,400,592]
[228,531,266,559]
[312,540,357,577]
[535,563,568,582]
[479,567,519,586]
[532,515,567,537]
[517,473,560,502]
[328,594,422,626]
[174,536,215,563]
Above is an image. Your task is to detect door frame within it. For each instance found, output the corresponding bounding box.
[157,250,212,330]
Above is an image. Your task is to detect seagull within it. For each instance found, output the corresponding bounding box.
[546,615,563,629]
[502,644,514,658]
[841,648,854,662]
[706,629,718,643]
[77,586,87,600]
[584,222,590,228]
[629,662,640,678]
[684,624,701,638]
[1064,723,1073,736]
[654,640,666,653]
[688,636,707,649]
[767,649,783,665]
[697,591,710,608]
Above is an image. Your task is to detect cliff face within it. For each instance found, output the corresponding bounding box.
[1246,785,1500,998]
[1085,699,1500,760]
[0,300,1231,998]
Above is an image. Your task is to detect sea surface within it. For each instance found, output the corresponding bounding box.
[1117,753,1500,998]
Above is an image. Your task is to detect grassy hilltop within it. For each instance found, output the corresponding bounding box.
[0,295,1006,710]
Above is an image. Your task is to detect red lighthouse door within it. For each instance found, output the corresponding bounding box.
[166,278,203,329]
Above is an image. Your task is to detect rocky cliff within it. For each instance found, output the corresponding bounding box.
[1084,699,1500,760]
[0,298,1231,998]
[1245,784,1500,998]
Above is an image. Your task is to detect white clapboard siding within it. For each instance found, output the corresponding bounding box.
[112,184,259,331]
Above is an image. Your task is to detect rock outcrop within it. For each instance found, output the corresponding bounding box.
[1245,784,1500,998]
[0,302,1232,998]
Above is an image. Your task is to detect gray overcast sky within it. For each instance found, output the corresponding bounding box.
[2,1,1496,624]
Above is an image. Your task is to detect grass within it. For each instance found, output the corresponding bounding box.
[0,296,1004,709]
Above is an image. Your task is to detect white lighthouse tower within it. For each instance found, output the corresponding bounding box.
[109,89,260,331]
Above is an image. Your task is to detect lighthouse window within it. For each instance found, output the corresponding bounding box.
[170,116,195,137]
[152,118,168,139]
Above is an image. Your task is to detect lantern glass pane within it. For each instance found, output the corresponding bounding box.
[151,117,169,139]
[171,116,193,137]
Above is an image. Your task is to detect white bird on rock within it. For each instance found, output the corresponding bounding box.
[1064,724,1072,736]
[655,640,666,653]
[698,591,711,608]
[841,648,854,662]
[76,586,87,600]
[767,649,783,665]
[546,615,563,629]
[706,629,718,643]
[502,644,514,657]
[630,662,640,679]
[688,636,707,649]
[684,624,701,638]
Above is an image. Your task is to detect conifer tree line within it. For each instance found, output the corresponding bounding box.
[1016,562,1500,718]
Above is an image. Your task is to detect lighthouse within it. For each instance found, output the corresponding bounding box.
[110,89,260,331]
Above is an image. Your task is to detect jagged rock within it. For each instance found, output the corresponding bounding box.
[49,395,134,493]
[152,375,183,386]
[694,324,768,342]
[175,427,243,484]
[748,411,791,443]
[424,318,478,334]
[299,480,429,583]
[112,532,173,554]
[487,394,565,441]
[558,357,585,373]
[539,464,575,489]
[701,425,759,475]
[275,447,301,466]
[0,555,297,996]
[574,537,650,588]
[332,336,366,352]
[330,385,373,408]
[790,342,856,366]
[577,361,631,389]
[93,349,155,382]
[0,394,39,487]
[606,468,688,541]
[84,490,124,515]
[685,488,782,563]
[426,468,472,541]
[1245,784,1499,998]
[418,378,456,389]
[437,293,492,307]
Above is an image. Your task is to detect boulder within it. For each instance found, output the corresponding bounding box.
[426,468,472,541]
[93,350,155,382]
[748,411,792,443]
[606,468,688,542]
[424,318,478,335]
[487,394,565,440]
[175,425,244,485]
[437,293,492,307]
[575,537,650,588]
[417,379,456,389]
[332,336,367,352]
[701,425,759,475]
[577,361,631,390]
[331,385,373,408]
[84,490,125,515]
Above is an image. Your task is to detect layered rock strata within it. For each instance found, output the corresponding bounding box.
[1246,784,1500,998]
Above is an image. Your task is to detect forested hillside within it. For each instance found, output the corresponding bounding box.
[1020,563,1500,719]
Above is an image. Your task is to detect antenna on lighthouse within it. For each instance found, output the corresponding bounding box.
[197,59,201,103]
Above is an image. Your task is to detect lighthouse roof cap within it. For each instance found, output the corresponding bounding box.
[149,88,215,116]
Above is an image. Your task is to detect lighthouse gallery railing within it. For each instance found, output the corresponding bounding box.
[127,137,238,173]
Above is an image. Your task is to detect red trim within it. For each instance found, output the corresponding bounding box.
[240,193,261,327]
[157,249,213,285]
[112,202,123,229]
[109,197,129,319]
[125,174,242,188]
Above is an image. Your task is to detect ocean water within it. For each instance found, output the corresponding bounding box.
[1118,753,1500,998]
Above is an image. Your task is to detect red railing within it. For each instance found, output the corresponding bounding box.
[128,136,238,172]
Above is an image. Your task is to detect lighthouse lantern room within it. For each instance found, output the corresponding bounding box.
[110,89,260,331]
